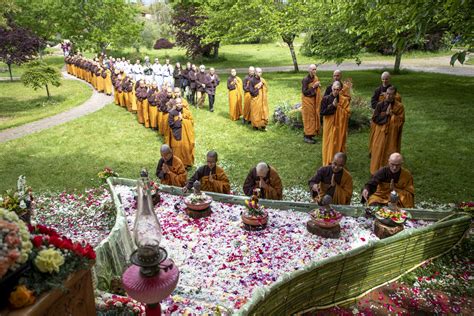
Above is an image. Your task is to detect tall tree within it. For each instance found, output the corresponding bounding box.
[0,22,45,81]
[21,61,61,99]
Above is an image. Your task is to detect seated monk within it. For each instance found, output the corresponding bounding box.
[183,151,230,194]
[362,153,414,208]
[243,162,282,200]
[308,152,353,205]
[155,144,187,187]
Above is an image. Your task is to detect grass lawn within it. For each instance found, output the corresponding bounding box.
[0,70,473,204]
[102,40,453,69]
[0,79,92,130]
[0,56,65,78]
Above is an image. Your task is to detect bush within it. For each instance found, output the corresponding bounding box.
[273,101,303,129]
[348,95,372,131]
[154,38,174,50]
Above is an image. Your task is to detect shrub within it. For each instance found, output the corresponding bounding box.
[273,101,303,129]
[154,38,174,50]
[348,95,372,131]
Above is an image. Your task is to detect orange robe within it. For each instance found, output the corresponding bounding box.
[369,92,402,154]
[250,78,268,128]
[104,70,113,95]
[368,167,414,208]
[131,83,137,113]
[313,169,353,205]
[369,100,405,174]
[301,75,322,136]
[157,156,187,187]
[228,76,243,121]
[243,166,283,200]
[321,95,351,166]
[169,108,195,167]
[180,106,195,166]
[188,166,231,194]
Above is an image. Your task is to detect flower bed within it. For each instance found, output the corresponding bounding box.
[115,185,431,314]
[32,188,115,248]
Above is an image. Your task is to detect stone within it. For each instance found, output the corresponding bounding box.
[374,219,404,239]
[307,220,341,239]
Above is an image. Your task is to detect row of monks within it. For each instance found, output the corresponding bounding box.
[64,56,413,208]
[65,55,196,169]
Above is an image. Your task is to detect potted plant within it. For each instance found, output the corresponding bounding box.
[183,181,213,218]
[241,190,268,229]
[307,195,342,238]
[1,176,34,225]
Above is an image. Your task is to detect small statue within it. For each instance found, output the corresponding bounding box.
[193,180,201,195]
[321,194,333,209]
[140,168,149,179]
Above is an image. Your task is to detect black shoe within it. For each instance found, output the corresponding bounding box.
[304,137,316,144]
[210,109,214,112]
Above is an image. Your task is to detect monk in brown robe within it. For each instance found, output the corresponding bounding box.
[148,87,160,130]
[135,80,148,124]
[168,98,195,168]
[369,86,405,174]
[195,65,210,108]
[301,64,322,144]
[155,144,187,187]
[308,152,353,205]
[321,81,351,166]
[183,151,230,194]
[249,68,269,130]
[362,153,414,208]
[242,66,254,124]
[227,69,243,121]
[160,87,174,143]
[243,162,283,200]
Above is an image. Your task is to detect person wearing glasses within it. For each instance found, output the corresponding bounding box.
[362,153,414,208]
[308,152,353,205]
[320,81,351,166]
[369,85,405,174]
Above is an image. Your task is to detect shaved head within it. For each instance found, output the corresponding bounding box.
[334,152,347,164]
[388,152,403,173]
[160,144,172,154]
[256,162,269,177]
[381,71,391,79]
[332,81,342,89]
[389,152,403,164]
[308,64,317,71]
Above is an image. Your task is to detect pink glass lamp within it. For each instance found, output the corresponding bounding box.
[122,176,179,315]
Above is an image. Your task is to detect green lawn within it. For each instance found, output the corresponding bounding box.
[102,41,453,69]
[0,70,473,204]
[0,56,65,78]
[0,79,92,130]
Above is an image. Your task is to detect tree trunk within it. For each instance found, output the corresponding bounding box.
[7,63,12,81]
[212,42,220,59]
[45,84,50,99]
[282,35,298,72]
[394,49,403,74]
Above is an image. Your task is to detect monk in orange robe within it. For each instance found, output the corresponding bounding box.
[242,66,254,124]
[183,151,230,194]
[243,162,283,200]
[168,98,195,168]
[155,145,187,187]
[301,64,322,144]
[161,87,174,144]
[309,152,353,205]
[320,81,351,166]
[369,86,405,174]
[227,69,243,121]
[135,80,148,124]
[362,153,414,208]
[249,68,269,130]
[103,68,113,95]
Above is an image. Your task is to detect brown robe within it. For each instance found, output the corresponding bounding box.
[155,155,187,187]
[243,165,283,200]
[308,166,353,205]
[249,77,269,128]
[228,76,243,121]
[365,166,414,208]
[186,165,230,194]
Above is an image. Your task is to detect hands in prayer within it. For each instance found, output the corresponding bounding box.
[208,172,214,182]
[386,104,392,116]
[312,81,320,89]
[312,183,320,194]
[258,178,268,190]
[256,82,263,89]
[332,98,338,107]
[330,174,336,187]
[182,186,189,193]
[362,188,369,201]
[162,164,170,174]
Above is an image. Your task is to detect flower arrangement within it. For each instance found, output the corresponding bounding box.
[457,201,474,214]
[1,176,33,220]
[244,193,265,217]
[374,206,411,224]
[98,167,119,183]
[5,223,96,309]
[96,292,145,316]
[0,208,32,279]
[310,207,343,223]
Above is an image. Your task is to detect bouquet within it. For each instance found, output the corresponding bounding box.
[98,167,119,183]
[0,208,32,279]
[1,176,33,219]
[96,292,145,316]
[310,207,342,223]
[244,194,265,217]
[374,206,411,224]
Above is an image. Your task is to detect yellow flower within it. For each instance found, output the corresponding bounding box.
[34,248,65,273]
[9,285,36,309]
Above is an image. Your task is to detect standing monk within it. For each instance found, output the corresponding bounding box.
[155,144,187,187]
[168,98,195,168]
[371,71,400,109]
[135,80,148,125]
[183,151,230,194]
[207,67,219,112]
[227,69,243,121]
[308,152,353,205]
[243,162,282,200]
[320,81,351,166]
[242,66,255,124]
[362,153,414,208]
[195,65,209,109]
[301,64,322,144]
[249,68,269,131]
[103,67,113,95]
[369,86,405,174]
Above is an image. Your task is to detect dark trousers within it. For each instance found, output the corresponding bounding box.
[208,94,215,110]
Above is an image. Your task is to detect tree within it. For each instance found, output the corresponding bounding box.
[0,22,45,81]
[21,61,61,99]
[197,0,309,71]
[0,0,17,28]
[172,3,219,59]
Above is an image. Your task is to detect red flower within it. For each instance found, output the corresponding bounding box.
[62,238,74,251]
[27,224,34,233]
[72,242,84,256]
[84,245,96,260]
[32,235,43,248]
[49,236,64,249]
[37,224,49,235]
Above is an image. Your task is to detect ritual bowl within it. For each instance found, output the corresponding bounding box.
[374,209,411,227]
[312,218,341,229]
[184,196,213,211]
[242,211,268,227]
